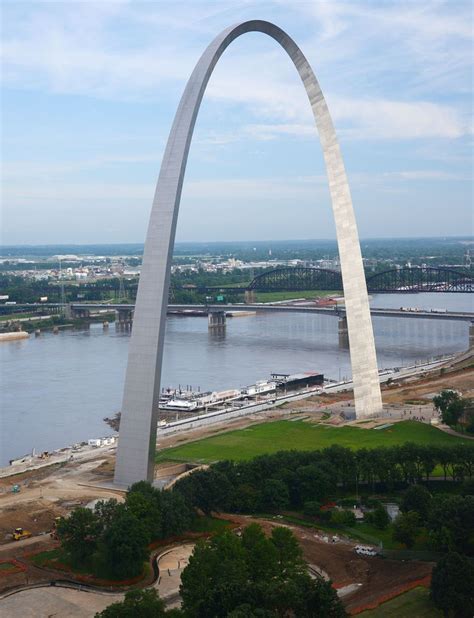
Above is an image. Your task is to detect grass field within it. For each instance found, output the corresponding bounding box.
[156,420,470,464]
[190,516,233,534]
[359,586,441,617]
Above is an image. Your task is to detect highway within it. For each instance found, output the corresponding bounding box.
[66,302,474,322]
[5,302,474,321]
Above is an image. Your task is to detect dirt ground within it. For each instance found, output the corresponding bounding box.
[1,510,433,615]
[223,514,432,614]
[0,457,123,549]
[296,528,431,613]
[0,360,469,603]
[381,365,474,404]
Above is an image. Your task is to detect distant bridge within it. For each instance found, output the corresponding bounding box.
[200,266,473,294]
[12,302,471,322]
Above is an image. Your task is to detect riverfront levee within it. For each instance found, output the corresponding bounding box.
[1,292,472,466]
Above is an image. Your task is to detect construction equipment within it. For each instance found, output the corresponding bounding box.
[13,527,32,541]
[11,485,20,493]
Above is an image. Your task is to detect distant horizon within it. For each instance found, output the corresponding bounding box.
[1,235,473,249]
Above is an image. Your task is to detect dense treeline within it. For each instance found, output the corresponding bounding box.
[173,443,474,515]
[172,444,474,556]
[59,482,347,616]
[57,482,191,579]
[57,443,474,615]
[0,274,139,304]
[95,524,346,617]
[52,436,474,618]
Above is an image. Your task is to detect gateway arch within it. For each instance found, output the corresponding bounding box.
[114,20,383,487]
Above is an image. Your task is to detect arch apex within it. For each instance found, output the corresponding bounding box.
[114,20,383,487]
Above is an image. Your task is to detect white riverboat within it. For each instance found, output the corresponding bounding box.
[241,380,277,397]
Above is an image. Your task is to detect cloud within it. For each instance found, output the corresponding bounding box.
[1,175,328,204]
[331,97,468,140]
[2,0,471,144]
[382,170,469,181]
[1,155,160,180]
[196,95,469,144]
[3,168,465,207]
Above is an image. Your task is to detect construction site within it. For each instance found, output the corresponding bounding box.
[0,348,472,615]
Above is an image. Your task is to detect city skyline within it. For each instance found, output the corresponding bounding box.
[2,0,473,245]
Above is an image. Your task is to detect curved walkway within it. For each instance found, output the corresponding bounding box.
[437,424,474,440]
[0,543,194,617]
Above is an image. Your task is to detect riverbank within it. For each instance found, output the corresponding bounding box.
[1,294,471,466]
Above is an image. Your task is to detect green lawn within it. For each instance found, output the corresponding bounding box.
[190,516,233,534]
[156,420,470,464]
[359,586,441,617]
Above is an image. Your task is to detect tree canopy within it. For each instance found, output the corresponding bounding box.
[430,552,474,617]
[180,524,346,617]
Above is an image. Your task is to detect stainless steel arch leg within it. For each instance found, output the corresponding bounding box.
[114,20,382,487]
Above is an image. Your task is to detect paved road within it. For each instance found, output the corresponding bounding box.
[0,543,194,617]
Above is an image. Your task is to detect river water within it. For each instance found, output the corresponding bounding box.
[1,293,472,465]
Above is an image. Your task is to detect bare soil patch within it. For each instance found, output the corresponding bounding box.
[221,514,432,614]
[381,366,474,404]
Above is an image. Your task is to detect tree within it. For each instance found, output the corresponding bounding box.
[161,491,192,538]
[400,485,432,522]
[392,511,421,549]
[95,589,181,617]
[227,605,274,617]
[94,499,120,531]
[428,495,474,555]
[270,526,304,578]
[430,552,474,617]
[330,509,356,527]
[180,525,347,617]
[56,507,101,566]
[433,391,466,427]
[241,523,278,582]
[294,464,334,506]
[366,504,390,530]
[180,532,249,617]
[125,491,162,543]
[233,484,260,513]
[460,478,474,496]
[303,501,322,517]
[260,479,289,512]
[434,390,460,416]
[101,506,149,579]
[443,399,466,428]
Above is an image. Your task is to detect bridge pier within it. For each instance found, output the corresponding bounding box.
[208,310,226,329]
[71,307,90,320]
[244,290,256,304]
[470,321,474,349]
[338,315,349,349]
[116,309,134,329]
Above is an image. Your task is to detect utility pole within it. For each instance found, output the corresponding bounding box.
[59,259,66,315]
[119,275,126,302]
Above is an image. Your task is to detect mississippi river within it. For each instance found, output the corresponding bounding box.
[1,292,472,465]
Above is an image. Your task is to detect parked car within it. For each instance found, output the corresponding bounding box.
[354,545,378,557]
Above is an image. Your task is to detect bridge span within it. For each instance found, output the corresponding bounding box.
[5,302,474,322]
[168,303,474,322]
[33,302,472,322]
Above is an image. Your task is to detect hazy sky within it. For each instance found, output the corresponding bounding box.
[1,0,473,245]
